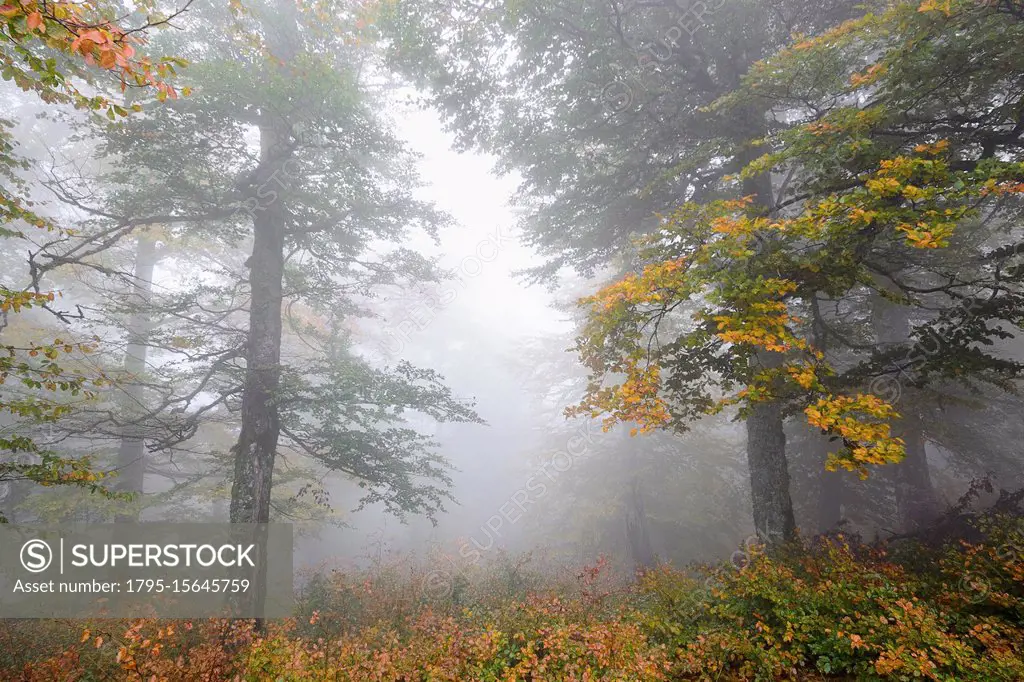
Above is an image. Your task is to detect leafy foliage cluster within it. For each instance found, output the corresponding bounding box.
[571,0,1024,479]
[0,0,186,518]
[1,0,483,525]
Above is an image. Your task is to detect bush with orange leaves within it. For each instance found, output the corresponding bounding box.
[241,596,668,681]
[5,513,1024,681]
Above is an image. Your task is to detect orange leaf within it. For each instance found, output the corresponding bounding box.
[99,49,117,69]
[79,29,108,45]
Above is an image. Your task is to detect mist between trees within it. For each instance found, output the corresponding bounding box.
[2,0,1024,679]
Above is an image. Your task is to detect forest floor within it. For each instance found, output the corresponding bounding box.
[1,506,1023,681]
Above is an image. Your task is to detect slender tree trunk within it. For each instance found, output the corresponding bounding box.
[114,232,158,522]
[816,443,845,532]
[229,120,287,526]
[625,477,655,570]
[2,455,31,523]
[0,406,32,521]
[623,434,655,571]
[870,288,940,531]
[810,293,844,532]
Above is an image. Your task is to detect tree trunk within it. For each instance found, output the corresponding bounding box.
[229,0,300,528]
[227,3,301,628]
[623,435,655,571]
[742,146,797,547]
[1,455,32,523]
[229,120,287,526]
[114,232,158,522]
[816,453,846,533]
[870,288,940,531]
[227,116,289,629]
[625,477,655,571]
[810,293,844,533]
[746,383,797,544]
[894,412,939,531]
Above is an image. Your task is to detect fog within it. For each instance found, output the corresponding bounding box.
[2,0,1023,603]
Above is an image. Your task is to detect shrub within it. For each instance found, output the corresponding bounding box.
[639,526,1024,680]
[8,516,1024,681]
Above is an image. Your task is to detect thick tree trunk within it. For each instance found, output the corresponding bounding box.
[817,461,845,532]
[742,146,797,547]
[894,413,939,530]
[228,118,288,628]
[114,232,158,522]
[746,376,797,544]
[229,0,301,531]
[870,288,940,531]
[227,4,301,628]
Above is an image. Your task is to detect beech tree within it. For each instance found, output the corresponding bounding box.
[573,0,1024,540]
[33,0,485,527]
[728,0,1024,530]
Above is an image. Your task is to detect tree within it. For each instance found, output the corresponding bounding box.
[33,0,484,529]
[573,0,1024,544]
[0,0,185,520]
[733,0,1024,527]
[378,0,866,546]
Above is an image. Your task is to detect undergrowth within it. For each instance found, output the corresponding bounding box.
[2,511,1023,681]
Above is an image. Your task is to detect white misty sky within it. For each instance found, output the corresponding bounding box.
[392,102,567,347]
